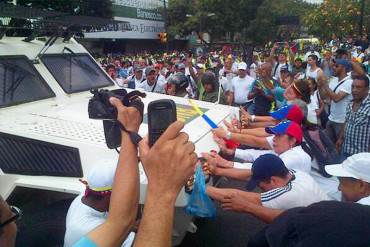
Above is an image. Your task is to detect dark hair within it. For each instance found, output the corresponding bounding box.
[201,71,218,90]
[293,79,311,104]
[307,77,318,91]
[259,169,290,184]
[105,64,115,72]
[354,75,370,88]
[308,54,318,61]
[295,58,303,62]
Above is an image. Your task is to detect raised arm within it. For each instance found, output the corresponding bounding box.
[135,121,197,247]
[85,98,141,247]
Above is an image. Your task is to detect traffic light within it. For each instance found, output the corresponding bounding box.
[158,32,168,43]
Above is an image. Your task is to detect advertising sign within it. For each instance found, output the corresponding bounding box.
[84,0,165,39]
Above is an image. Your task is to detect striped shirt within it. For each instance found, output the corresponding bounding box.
[343,96,370,156]
[261,170,329,210]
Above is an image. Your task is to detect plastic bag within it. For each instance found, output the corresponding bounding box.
[185,164,216,218]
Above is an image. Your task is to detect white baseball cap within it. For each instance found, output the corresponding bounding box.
[237,62,248,70]
[85,159,118,193]
[325,153,370,183]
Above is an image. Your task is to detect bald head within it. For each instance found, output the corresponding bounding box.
[258,62,273,78]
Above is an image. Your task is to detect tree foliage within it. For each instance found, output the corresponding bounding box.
[167,0,262,44]
[167,0,313,45]
[303,0,369,40]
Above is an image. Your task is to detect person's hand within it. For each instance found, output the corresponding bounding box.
[336,138,343,152]
[109,97,141,132]
[139,121,197,199]
[213,135,236,156]
[221,192,250,213]
[212,127,228,139]
[201,152,233,169]
[284,42,289,49]
[224,120,238,133]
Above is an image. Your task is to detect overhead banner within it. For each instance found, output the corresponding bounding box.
[84,0,165,39]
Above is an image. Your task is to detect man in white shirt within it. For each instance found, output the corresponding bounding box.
[230,62,254,107]
[318,59,353,144]
[325,153,370,206]
[207,154,329,223]
[64,161,135,247]
[138,66,166,94]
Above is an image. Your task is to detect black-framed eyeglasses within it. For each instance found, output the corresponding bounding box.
[0,206,22,229]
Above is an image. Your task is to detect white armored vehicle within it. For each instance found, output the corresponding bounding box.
[0,33,233,246]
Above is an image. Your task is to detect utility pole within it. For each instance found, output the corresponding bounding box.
[359,0,365,36]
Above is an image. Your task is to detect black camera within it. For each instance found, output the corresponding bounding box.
[88,88,146,149]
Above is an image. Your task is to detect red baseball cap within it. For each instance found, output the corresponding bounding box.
[270,104,304,125]
[265,120,303,143]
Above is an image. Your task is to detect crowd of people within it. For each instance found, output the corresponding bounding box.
[1,34,370,247]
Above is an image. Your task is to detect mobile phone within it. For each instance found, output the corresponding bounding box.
[148,99,177,146]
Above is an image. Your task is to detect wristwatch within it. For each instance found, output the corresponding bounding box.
[226,131,232,140]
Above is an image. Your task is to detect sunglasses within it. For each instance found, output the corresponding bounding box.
[0,206,22,229]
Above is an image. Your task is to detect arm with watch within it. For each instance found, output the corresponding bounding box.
[213,127,272,150]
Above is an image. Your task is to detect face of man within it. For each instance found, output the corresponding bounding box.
[294,60,302,68]
[166,84,176,96]
[338,177,364,202]
[258,63,271,78]
[332,64,344,77]
[352,78,369,102]
[204,83,213,93]
[0,198,17,247]
[284,84,299,101]
[107,68,116,78]
[238,69,247,78]
[135,70,143,80]
[272,134,296,155]
[278,53,287,63]
[146,71,156,85]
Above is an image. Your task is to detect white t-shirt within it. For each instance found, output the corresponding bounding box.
[328,76,353,123]
[272,62,292,80]
[138,77,166,94]
[230,75,254,104]
[219,67,235,92]
[261,170,330,210]
[307,90,320,124]
[64,195,135,247]
[134,75,145,89]
[357,195,370,206]
[234,146,311,173]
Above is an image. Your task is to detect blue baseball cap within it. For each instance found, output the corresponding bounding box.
[270,104,303,125]
[246,154,289,191]
[334,59,352,72]
[265,120,303,143]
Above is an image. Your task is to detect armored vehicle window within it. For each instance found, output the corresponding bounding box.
[0,56,55,108]
[41,54,114,94]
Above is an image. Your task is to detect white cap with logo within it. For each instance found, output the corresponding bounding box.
[237,62,248,70]
[325,153,370,183]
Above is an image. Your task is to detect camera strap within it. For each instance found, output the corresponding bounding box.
[117,121,143,146]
